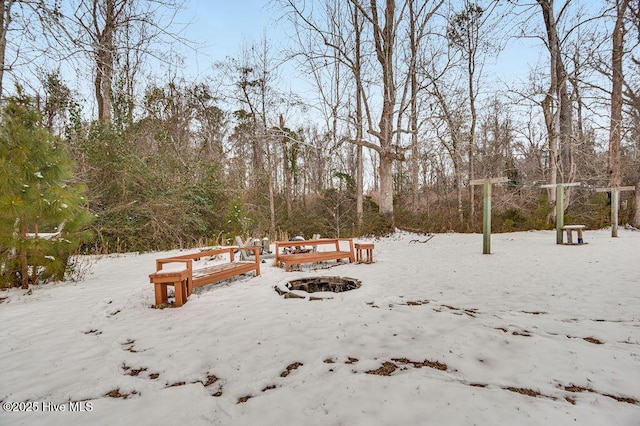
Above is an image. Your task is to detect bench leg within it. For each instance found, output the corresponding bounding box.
[186,277,193,296]
[154,283,168,306]
[565,230,573,244]
[366,248,373,263]
[174,280,186,307]
[577,229,583,244]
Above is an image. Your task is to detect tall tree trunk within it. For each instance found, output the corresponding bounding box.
[94,0,116,123]
[20,221,28,289]
[370,0,397,224]
[408,0,420,215]
[454,156,464,226]
[378,152,395,223]
[353,4,364,232]
[0,0,14,101]
[632,182,640,228]
[609,0,630,188]
[280,115,293,218]
[538,0,572,220]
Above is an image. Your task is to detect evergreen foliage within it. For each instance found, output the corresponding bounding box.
[0,93,92,289]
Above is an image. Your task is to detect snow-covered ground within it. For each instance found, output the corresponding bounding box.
[1,229,639,426]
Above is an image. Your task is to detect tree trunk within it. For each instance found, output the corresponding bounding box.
[454,156,464,226]
[354,4,364,232]
[378,152,395,223]
[632,182,640,228]
[609,0,630,188]
[94,0,116,123]
[20,221,28,289]
[538,0,572,220]
[0,0,14,101]
[368,0,398,225]
[280,116,293,218]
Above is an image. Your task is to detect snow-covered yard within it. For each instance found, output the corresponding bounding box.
[1,229,639,425]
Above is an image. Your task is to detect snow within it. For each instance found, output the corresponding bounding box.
[1,229,639,426]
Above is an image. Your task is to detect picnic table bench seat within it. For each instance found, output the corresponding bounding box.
[149,246,260,307]
[275,238,355,271]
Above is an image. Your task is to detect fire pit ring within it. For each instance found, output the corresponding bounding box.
[274,276,361,300]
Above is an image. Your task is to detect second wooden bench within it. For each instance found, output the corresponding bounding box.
[275,238,355,271]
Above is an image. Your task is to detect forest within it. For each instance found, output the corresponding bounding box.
[0,0,639,288]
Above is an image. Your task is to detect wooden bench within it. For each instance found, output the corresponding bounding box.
[275,238,355,271]
[149,246,260,307]
[562,225,586,245]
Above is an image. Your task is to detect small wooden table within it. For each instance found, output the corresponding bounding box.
[149,269,189,307]
[354,243,374,263]
[562,225,586,245]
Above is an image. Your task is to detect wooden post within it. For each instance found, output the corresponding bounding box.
[540,182,581,244]
[483,180,491,254]
[470,177,509,254]
[595,186,635,237]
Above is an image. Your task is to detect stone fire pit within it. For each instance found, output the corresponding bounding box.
[274,276,361,300]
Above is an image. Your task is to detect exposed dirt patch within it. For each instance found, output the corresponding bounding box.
[602,394,638,405]
[393,358,448,371]
[0,297,7,304]
[324,358,335,364]
[262,385,277,392]
[345,357,359,364]
[237,395,252,404]
[120,339,139,353]
[562,384,638,405]
[105,388,138,399]
[166,381,186,388]
[121,363,147,377]
[505,387,541,398]
[280,362,303,378]
[149,373,160,380]
[405,300,429,306]
[564,385,593,393]
[366,362,397,376]
[512,331,532,337]
[583,337,603,344]
[151,302,181,309]
[201,374,219,387]
[83,329,102,335]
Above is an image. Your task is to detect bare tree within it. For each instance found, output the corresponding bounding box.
[38,0,186,123]
[284,0,443,225]
[609,0,632,187]
[447,0,501,229]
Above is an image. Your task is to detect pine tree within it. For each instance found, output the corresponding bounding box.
[0,92,92,289]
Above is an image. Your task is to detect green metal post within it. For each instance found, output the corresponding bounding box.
[483,180,491,254]
[556,184,564,244]
[611,188,619,238]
